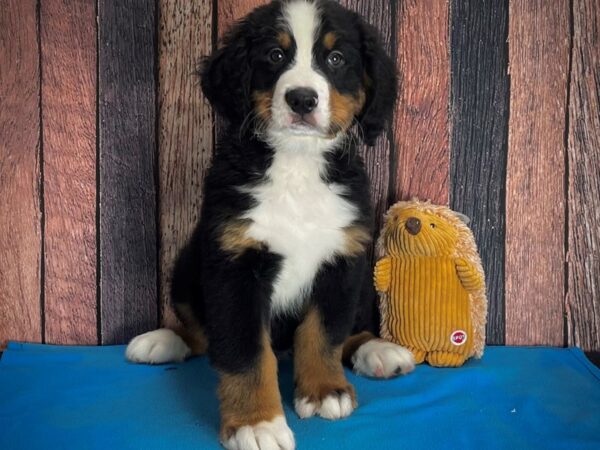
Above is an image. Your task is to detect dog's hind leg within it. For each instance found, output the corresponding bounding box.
[125,304,208,365]
[343,331,416,378]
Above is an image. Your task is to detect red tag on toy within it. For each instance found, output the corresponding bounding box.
[450,330,467,346]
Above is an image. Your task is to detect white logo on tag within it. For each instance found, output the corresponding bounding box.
[450,330,467,346]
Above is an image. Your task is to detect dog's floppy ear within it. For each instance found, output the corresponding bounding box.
[200,21,252,125]
[357,19,398,146]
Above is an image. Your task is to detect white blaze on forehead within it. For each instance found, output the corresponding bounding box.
[283,0,320,69]
[268,0,331,136]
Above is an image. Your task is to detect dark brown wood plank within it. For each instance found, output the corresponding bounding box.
[0,0,42,346]
[566,0,600,352]
[99,0,158,344]
[338,0,393,253]
[159,0,214,328]
[505,0,570,346]
[40,0,97,345]
[394,0,450,205]
[450,0,509,345]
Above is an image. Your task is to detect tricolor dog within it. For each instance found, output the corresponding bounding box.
[126,1,415,449]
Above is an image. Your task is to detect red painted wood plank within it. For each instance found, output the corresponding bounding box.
[0,0,42,346]
[393,0,450,205]
[40,0,97,345]
[159,0,214,328]
[505,0,570,346]
[566,0,600,352]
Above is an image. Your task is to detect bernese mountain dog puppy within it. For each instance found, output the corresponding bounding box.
[126,1,415,448]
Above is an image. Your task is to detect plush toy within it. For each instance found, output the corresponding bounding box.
[374,199,487,367]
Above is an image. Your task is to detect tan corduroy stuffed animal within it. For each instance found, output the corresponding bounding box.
[374,199,487,367]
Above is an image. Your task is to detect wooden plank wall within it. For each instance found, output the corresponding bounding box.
[41,0,97,345]
[158,0,214,328]
[395,0,450,205]
[505,1,570,347]
[450,0,509,345]
[0,0,598,352]
[566,0,600,351]
[98,0,158,344]
[0,0,42,348]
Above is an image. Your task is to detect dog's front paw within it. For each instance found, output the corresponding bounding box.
[351,340,415,378]
[222,415,295,450]
[294,384,356,420]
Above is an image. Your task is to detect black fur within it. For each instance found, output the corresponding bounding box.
[174,0,397,375]
[318,1,397,145]
[201,0,397,142]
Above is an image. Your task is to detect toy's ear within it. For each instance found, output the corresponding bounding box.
[357,18,398,146]
[200,21,252,125]
[454,212,471,225]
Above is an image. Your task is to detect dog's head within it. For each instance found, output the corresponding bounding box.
[201,0,397,146]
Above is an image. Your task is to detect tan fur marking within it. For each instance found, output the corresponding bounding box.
[173,303,208,355]
[277,31,292,50]
[323,32,337,50]
[219,332,283,441]
[342,225,371,257]
[329,88,366,135]
[342,331,377,366]
[220,219,264,258]
[253,91,273,122]
[294,308,356,406]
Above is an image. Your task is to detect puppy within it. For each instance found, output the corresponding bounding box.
[126,1,415,449]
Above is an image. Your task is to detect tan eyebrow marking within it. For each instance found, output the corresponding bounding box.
[277,31,292,49]
[324,32,337,50]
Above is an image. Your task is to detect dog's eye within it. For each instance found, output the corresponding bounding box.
[327,51,345,68]
[269,48,285,64]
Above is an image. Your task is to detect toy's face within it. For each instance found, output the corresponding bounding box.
[384,207,458,257]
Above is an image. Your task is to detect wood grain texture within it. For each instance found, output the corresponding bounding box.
[338,0,394,253]
[98,0,158,344]
[505,0,570,346]
[394,0,450,205]
[566,0,600,352]
[40,0,97,345]
[450,0,509,345]
[218,0,267,36]
[159,0,214,328]
[0,0,42,346]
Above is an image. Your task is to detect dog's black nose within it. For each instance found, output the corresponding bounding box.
[405,217,421,235]
[285,88,318,115]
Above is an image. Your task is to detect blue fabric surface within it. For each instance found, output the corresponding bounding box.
[1,343,599,450]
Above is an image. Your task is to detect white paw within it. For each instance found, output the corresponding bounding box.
[222,415,295,450]
[351,340,415,378]
[294,392,354,420]
[125,329,191,364]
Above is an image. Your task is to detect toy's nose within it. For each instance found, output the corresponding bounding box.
[405,217,421,235]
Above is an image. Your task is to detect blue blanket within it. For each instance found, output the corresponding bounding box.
[1,343,599,449]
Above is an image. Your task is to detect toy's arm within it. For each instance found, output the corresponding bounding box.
[455,258,484,293]
[374,257,392,293]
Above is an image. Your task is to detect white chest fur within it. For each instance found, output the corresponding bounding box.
[242,142,358,316]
